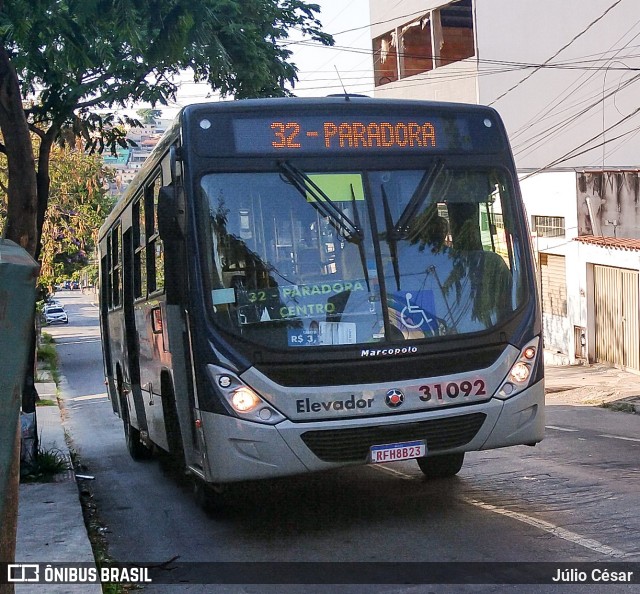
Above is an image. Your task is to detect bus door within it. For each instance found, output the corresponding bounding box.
[123,224,149,438]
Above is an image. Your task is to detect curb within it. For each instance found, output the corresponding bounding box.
[15,389,101,594]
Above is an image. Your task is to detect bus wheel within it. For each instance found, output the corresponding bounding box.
[119,387,152,461]
[417,453,464,479]
[193,480,227,515]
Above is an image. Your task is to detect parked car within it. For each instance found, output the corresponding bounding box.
[44,306,68,325]
[71,281,80,290]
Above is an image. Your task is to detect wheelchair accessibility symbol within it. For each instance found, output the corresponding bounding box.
[395,290,445,336]
[400,292,433,329]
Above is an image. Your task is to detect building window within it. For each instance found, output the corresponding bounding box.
[539,253,567,316]
[374,0,474,87]
[439,0,475,66]
[400,16,433,78]
[532,215,565,238]
[373,31,399,86]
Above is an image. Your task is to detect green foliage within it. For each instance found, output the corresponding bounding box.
[37,339,58,369]
[1,0,333,136]
[37,333,61,385]
[35,398,58,407]
[40,145,116,288]
[20,446,70,482]
[136,108,162,125]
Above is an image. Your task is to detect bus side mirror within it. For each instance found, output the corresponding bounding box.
[157,185,183,242]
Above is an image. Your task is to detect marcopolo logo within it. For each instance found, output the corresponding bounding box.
[385,388,405,408]
[360,346,418,358]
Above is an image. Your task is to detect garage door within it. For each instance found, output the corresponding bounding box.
[594,264,640,371]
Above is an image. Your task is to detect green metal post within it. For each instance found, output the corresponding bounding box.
[0,239,39,592]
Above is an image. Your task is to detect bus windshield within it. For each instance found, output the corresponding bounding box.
[200,164,526,350]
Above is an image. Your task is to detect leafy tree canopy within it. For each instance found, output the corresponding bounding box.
[2,0,332,133]
[136,109,163,125]
[0,137,115,289]
[0,0,333,251]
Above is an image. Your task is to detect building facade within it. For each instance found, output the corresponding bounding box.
[369,0,640,371]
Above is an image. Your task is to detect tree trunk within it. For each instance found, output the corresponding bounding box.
[0,28,41,521]
[0,45,38,256]
[35,129,55,261]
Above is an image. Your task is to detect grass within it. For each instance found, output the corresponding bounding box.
[20,445,70,482]
[600,401,638,413]
[36,398,58,407]
[37,332,61,385]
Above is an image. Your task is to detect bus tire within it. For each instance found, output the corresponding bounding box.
[417,452,464,479]
[118,380,152,461]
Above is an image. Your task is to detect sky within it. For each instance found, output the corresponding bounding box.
[158,0,374,117]
[284,0,374,97]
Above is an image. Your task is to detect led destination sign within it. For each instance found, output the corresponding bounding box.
[230,113,492,155]
[269,120,436,150]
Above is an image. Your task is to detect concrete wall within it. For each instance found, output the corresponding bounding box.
[370,0,640,170]
[474,0,640,171]
[369,0,478,103]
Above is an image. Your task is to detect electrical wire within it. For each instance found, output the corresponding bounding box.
[488,0,626,106]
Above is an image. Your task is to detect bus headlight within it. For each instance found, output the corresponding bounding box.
[509,362,530,383]
[495,338,540,400]
[207,365,285,425]
[231,387,261,412]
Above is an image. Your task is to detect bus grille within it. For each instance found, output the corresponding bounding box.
[300,413,487,463]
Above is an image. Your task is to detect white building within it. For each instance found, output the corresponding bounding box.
[369,0,640,371]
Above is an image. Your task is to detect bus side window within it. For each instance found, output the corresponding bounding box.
[110,226,121,307]
[147,175,165,294]
[133,196,147,299]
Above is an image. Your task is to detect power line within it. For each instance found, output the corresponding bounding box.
[488,0,626,106]
[512,71,640,160]
[280,7,427,47]
[509,17,640,141]
[521,106,640,179]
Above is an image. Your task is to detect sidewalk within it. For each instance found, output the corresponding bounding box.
[544,362,640,412]
[14,381,101,594]
[11,361,640,593]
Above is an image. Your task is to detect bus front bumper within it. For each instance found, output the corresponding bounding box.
[197,379,545,483]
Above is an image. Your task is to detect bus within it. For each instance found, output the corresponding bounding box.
[98,97,543,502]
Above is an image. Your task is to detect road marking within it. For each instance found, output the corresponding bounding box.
[71,393,108,401]
[371,464,629,559]
[598,433,640,443]
[546,425,579,432]
[460,498,628,558]
[59,338,102,345]
[373,464,414,480]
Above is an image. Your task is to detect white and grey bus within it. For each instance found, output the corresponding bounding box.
[98,97,543,501]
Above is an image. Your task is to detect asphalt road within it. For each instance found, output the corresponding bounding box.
[45,289,640,593]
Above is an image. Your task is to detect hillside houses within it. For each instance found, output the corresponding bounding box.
[103,118,172,196]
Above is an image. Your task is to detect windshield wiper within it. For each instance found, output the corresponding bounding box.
[381,184,401,291]
[279,161,363,243]
[278,161,370,290]
[381,160,445,291]
[394,159,445,236]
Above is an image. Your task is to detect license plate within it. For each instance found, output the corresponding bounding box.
[369,440,426,463]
